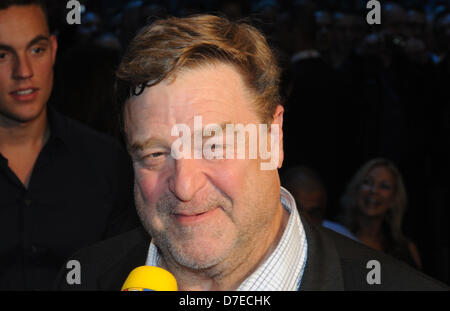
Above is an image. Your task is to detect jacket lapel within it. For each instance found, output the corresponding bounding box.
[98,227,150,290]
[299,218,345,290]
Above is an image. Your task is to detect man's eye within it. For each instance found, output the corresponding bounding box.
[0,52,8,60]
[209,144,219,150]
[143,152,167,160]
[139,152,168,169]
[31,47,46,54]
[152,152,168,157]
[206,143,223,151]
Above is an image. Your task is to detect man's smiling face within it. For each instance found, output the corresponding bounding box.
[124,63,285,272]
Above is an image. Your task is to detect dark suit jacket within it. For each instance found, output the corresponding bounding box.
[55,217,448,291]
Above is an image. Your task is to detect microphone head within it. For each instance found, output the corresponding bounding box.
[121,266,178,291]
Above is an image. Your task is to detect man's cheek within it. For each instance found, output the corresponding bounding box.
[134,169,162,204]
[134,175,166,232]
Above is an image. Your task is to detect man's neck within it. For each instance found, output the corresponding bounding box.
[0,107,49,150]
[0,108,50,187]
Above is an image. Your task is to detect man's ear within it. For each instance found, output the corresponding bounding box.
[271,105,284,169]
[49,34,58,65]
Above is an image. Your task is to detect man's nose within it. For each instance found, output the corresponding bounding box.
[13,54,33,80]
[169,159,206,202]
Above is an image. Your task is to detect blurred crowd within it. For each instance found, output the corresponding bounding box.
[43,0,449,284]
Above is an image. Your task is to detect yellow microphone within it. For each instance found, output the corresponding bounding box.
[121,266,178,291]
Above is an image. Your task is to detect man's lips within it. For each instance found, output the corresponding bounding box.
[172,207,220,225]
[9,88,39,101]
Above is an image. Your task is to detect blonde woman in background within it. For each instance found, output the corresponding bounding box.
[340,158,422,269]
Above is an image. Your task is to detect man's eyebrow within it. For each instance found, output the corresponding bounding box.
[0,35,50,52]
[27,35,50,48]
[195,121,232,138]
[0,44,13,52]
[130,121,233,153]
[130,137,168,153]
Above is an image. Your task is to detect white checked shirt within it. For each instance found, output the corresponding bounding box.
[145,187,308,290]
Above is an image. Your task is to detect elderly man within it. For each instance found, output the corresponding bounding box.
[57,14,447,291]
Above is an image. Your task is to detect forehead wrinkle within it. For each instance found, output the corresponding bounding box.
[172,64,253,104]
[159,64,255,121]
[194,121,232,139]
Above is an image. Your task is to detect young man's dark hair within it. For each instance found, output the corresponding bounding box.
[0,0,48,16]
[0,0,53,33]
